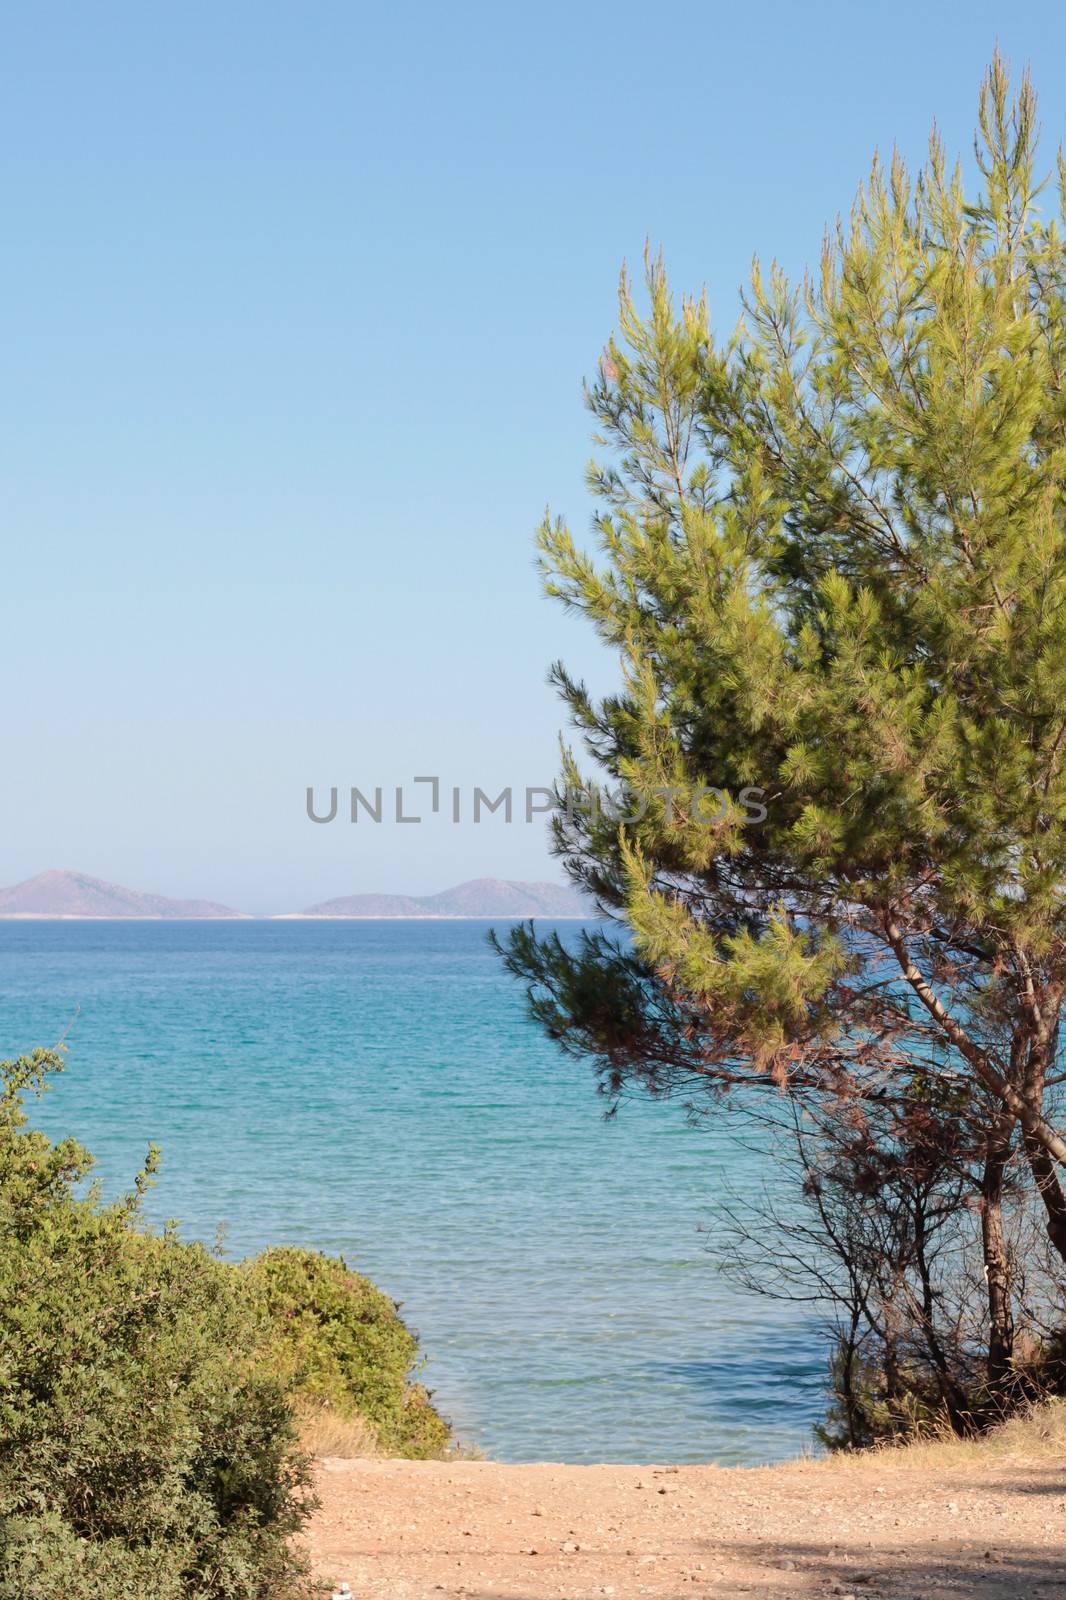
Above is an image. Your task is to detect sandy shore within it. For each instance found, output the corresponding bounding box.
[304,1446,1066,1599]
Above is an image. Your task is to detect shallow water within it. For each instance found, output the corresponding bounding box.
[0,919,827,1463]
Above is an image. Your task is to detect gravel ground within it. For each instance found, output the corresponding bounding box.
[304,1449,1066,1599]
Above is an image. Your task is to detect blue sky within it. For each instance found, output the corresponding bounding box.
[3,2,1064,911]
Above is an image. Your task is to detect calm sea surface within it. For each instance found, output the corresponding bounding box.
[0,919,826,1464]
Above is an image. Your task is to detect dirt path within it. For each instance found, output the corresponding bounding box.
[305,1451,1065,1599]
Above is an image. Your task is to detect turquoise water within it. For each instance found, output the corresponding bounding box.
[0,919,826,1464]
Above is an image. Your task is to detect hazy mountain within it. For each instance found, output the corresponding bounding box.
[0,870,591,920]
[0,870,245,919]
[298,877,590,918]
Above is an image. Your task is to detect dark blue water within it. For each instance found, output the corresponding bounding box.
[0,919,826,1463]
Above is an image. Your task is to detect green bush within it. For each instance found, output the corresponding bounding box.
[246,1247,450,1459]
[0,1048,453,1594]
[0,1050,315,1599]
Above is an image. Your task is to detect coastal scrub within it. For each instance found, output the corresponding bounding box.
[0,1049,448,1598]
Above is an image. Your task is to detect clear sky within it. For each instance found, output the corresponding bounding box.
[3,2,1065,912]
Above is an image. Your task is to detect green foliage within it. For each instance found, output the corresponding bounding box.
[246,1247,449,1459]
[0,1048,316,1598]
[0,1045,452,1593]
[0,1512,193,1600]
[815,1346,939,1453]
[502,56,1066,1432]
[819,1322,1066,1451]
[504,54,1066,1193]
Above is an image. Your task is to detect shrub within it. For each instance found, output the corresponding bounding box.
[0,1049,315,1600]
[246,1247,449,1459]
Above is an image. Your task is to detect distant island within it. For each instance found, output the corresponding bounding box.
[0,870,246,919]
[292,878,589,918]
[0,870,590,920]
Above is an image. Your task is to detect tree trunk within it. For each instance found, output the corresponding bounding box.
[913,1190,969,1431]
[839,1310,863,1449]
[1023,1130,1066,1265]
[1023,1017,1066,1268]
[980,1115,1015,1388]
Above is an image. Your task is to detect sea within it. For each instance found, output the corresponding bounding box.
[0,918,828,1464]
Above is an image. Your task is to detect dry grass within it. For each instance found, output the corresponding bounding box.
[297,1404,381,1460]
[297,1402,484,1463]
[986,1396,1066,1454]
[821,1397,1066,1471]
[298,1395,1066,1470]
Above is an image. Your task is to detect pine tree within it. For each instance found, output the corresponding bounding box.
[501,58,1066,1382]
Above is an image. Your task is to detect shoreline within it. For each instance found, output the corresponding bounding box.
[0,913,593,922]
[270,913,592,921]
